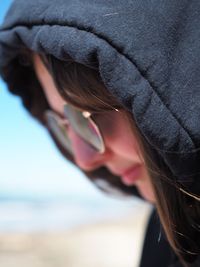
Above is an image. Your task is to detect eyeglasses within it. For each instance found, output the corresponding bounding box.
[45,104,106,155]
[45,105,137,198]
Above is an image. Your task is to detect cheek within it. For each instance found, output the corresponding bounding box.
[135,171,155,203]
[97,111,144,161]
[104,125,142,160]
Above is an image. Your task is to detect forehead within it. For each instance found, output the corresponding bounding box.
[33,53,66,114]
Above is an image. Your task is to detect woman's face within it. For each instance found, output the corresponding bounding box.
[33,54,155,203]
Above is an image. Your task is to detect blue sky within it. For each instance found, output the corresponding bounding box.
[0,0,105,201]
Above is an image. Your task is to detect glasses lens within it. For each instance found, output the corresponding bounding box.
[64,105,105,153]
[45,110,73,155]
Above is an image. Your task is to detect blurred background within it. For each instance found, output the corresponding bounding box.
[0,1,151,266]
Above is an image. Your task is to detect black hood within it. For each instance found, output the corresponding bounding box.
[0,0,200,195]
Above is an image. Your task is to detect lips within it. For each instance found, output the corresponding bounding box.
[121,165,142,186]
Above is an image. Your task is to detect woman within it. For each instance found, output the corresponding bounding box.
[0,1,200,266]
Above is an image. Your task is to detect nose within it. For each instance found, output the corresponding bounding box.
[67,126,107,171]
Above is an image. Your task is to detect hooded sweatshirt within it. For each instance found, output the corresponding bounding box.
[0,1,200,266]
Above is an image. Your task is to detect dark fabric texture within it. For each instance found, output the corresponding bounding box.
[139,208,176,267]
[0,1,200,266]
[1,0,200,194]
[140,209,200,267]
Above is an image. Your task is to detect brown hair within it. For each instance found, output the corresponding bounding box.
[2,50,200,266]
[43,54,200,266]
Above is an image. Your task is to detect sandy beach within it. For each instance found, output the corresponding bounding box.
[0,202,151,267]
